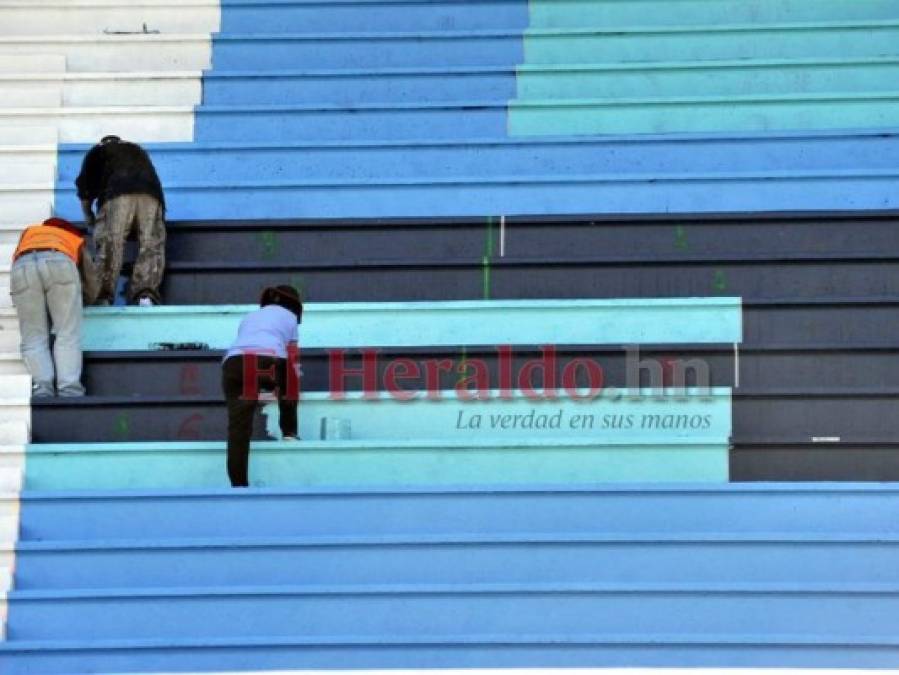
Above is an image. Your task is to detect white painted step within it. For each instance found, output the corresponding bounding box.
[0,85,61,108]
[0,163,54,184]
[0,106,194,142]
[0,468,20,494]
[0,34,211,72]
[0,199,52,225]
[0,490,20,520]
[0,53,65,73]
[0,145,57,169]
[0,126,57,145]
[0,515,17,540]
[0,72,202,106]
[0,566,11,593]
[0,2,220,35]
[0,356,25,376]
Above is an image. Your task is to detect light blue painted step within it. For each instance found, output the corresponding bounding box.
[20,485,899,542]
[52,169,899,220]
[9,582,899,641]
[260,388,732,448]
[522,22,899,65]
[16,534,899,590]
[54,131,899,187]
[508,92,899,137]
[24,436,730,491]
[516,58,899,100]
[219,0,530,34]
[81,299,742,351]
[527,0,899,28]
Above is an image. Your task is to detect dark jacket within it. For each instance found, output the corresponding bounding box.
[75,141,165,210]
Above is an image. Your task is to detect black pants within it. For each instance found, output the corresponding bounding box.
[222,354,298,487]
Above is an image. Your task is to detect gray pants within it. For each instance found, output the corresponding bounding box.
[94,194,166,303]
[10,251,84,397]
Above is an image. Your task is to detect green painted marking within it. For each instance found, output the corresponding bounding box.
[713,270,728,293]
[674,225,689,251]
[258,231,279,261]
[114,412,130,441]
[482,255,492,300]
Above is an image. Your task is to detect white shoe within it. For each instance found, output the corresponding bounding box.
[138,297,154,307]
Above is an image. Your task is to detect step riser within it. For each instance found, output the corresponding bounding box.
[10,592,899,641]
[21,489,899,541]
[0,111,194,144]
[0,8,220,35]
[524,26,899,65]
[51,175,899,220]
[510,98,899,137]
[0,79,202,108]
[0,41,211,73]
[78,349,899,397]
[0,55,65,75]
[529,0,899,28]
[15,542,899,590]
[221,3,529,33]
[56,134,899,184]
[155,262,899,305]
[198,63,899,106]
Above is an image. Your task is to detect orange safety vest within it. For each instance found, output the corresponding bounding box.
[13,224,84,264]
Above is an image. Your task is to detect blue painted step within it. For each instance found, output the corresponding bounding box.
[9,583,899,641]
[54,131,899,185]
[219,0,530,34]
[15,536,899,590]
[19,485,899,542]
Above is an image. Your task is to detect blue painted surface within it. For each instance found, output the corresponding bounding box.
[5,485,899,671]
[79,299,743,350]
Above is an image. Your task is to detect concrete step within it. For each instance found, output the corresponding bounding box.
[0,1,220,35]
[0,106,194,142]
[0,163,54,184]
[0,126,56,145]
[0,34,211,72]
[0,72,201,107]
[0,53,65,74]
[0,445,23,492]
[0,514,17,540]
[0,198,51,226]
[0,85,61,108]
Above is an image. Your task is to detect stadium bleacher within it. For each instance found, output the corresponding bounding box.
[1,0,899,670]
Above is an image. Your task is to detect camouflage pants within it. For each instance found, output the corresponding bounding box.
[94,194,166,303]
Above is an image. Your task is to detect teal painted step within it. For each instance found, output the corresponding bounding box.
[24,436,729,490]
[261,387,732,443]
[82,299,742,351]
[522,22,899,64]
[509,92,899,136]
[516,58,899,100]
[527,0,899,28]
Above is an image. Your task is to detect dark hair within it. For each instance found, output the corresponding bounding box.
[100,135,121,145]
[260,284,303,322]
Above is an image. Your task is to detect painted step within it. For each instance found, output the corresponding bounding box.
[0,106,194,143]
[15,534,897,590]
[8,582,899,641]
[0,189,54,224]
[20,485,899,541]
[56,130,899,186]
[220,0,529,33]
[0,86,61,108]
[516,57,899,100]
[208,23,899,72]
[0,421,28,445]
[0,1,220,35]
[0,54,65,74]
[23,436,730,490]
[54,168,899,220]
[734,440,899,482]
[528,0,899,27]
[0,164,54,184]
[0,72,202,107]
[76,299,742,351]
[2,634,897,672]
[0,34,211,72]
[200,58,899,106]
[522,22,899,65]
[75,344,899,397]
[155,255,899,305]
[29,386,732,444]
[509,92,899,137]
[151,212,899,264]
